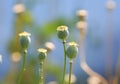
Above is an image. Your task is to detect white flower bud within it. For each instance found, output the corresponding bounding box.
[77,10,88,21]
[47,81,58,84]
[77,10,87,17]
[45,42,55,51]
[106,0,116,11]
[13,3,25,14]
[65,74,77,83]
[11,52,21,62]
[76,21,87,30]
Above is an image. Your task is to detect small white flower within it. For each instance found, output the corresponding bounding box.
[13,3,25,14]
[76,21,87,30]
[106,0,116,11]
[65,74,77,83]
[45,42,55,51]
[11,52,21,62]
[47,81,58,84]
[77,10,87,17]
[0,54,2,64]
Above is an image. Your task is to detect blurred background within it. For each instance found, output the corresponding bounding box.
[0,0,120,84]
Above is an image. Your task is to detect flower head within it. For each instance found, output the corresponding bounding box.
[45,42,55,51]
[11,52,21,63]
[66,42,78,60]
[65,74,77,83]
[38,48,47,61]
[57,26,69,40]
[13,3,25,14]
[76,21,87,30]
[19,31,31,50]
[47,81,58,84]
[106,0,116,11]
[77,10,87,21]
[77,10,87,17]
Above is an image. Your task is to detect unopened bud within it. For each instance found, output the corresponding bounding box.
[38,48,47,62]
[66,42,78,60]
[57,26,69,41]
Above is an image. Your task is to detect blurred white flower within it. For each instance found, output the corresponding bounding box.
[87,76,101,84]
[45,42,55,51]
[13,3,25,14]
[76,21,87,30]
[11,52,21,62]
[77,10,87,17]
[106,0,116,11]
[65,74,77,84]
[47,81,58,84]
[0,54,2,64]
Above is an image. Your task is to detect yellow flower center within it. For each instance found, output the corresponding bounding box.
[19,31,31,37]
[57,26,68,31]
[68,42,78,46]
[38,48,47,53]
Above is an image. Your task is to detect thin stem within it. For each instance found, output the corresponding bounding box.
[113,52,120,84]
[69,60,73,84]
[39,62,44,84]
[105,10,114,84]
[62,40,67,84]
[79,34,108,84]
[18,50,27,84]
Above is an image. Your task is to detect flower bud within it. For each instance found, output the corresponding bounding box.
[47,81,58,84]
[76,21,87,30]
[11,52,21,63]
[65,74,77,84]
[66,42,78,60]
[19,31,31,50]
[106,0,116,11]
[38,48,47,62]
[45,42,55,52]
[76,10,87,21]
[57,26,69,40]
[13,3,25,14]
[76,21,87,37]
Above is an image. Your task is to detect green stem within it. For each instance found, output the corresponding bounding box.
[39,62,44,84]
[69,60,73,84]
[18,50,27,84]
[62,40,67,84]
